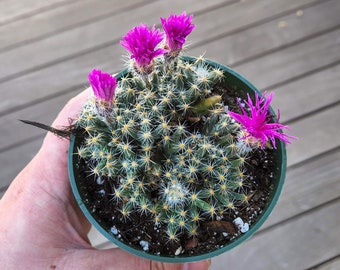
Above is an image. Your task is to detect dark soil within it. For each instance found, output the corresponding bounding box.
[74,84,280,257]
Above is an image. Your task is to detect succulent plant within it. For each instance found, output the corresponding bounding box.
[74,12,295,242]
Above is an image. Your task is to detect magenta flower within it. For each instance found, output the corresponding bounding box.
[161,12,195,54]
[120,24,166,71]
[228,92,296,149]
[88,69,117,102]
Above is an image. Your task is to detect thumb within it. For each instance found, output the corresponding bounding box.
[63,248,210,270]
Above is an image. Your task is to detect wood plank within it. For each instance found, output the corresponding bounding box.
[263,147,340,229]
[0,2,338,267]
[287,104,340,166]
[190,0,323,48]
[311,256,340,270]
[1,16,340,186]
[0,69,338,170]
[0,0,76,25]
[0,0,153,52]
[270,63,340,123]
[210,201,340,270]
[189,0,340,66]
[0,0,319,86]
[0,0,232,80]
[0,0,335,117]
[230,28,340,91]
[0,89,79,152]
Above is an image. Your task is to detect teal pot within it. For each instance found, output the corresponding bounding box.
[68,56,286,263]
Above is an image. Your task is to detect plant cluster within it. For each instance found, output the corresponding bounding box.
[74,12,295,241]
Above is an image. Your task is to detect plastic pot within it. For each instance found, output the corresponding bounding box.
[68,57,286,263]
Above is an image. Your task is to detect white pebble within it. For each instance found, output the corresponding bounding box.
[222,232,228,237]
[96,176,104,184]
[140,240,149,251]
[233,217,244,227]
[175,246,183,256]
[110,226,118,235]
[233,217,250,233]
[241,223,249,233]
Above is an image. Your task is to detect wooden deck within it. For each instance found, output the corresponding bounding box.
[0,0,339,268]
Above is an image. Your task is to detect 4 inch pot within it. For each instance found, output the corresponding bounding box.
[68,57,286,263]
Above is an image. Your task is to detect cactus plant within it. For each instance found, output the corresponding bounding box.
[69,12,296,259]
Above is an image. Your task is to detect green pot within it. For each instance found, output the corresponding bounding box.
[68,57,286,263]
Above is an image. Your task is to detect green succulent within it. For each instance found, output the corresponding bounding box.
[76,56,249,240]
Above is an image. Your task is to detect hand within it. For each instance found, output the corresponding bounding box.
[0,89,210,270]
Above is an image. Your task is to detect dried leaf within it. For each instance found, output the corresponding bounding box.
[206,221,236,234]
[185,238,199,250]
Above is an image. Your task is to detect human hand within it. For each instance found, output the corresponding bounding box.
[0,89,211,270]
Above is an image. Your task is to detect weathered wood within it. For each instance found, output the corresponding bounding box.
[190,0,323,47]
[270,63,340,123]
[0,89,80,152]
[287,104,340,166]
[311,256,340,270]
[0,0,231,81]
[1,28,339,152]
[0,1,339,268]
[0,0,151,51]
[1,11,340,191]
[210,201,340,270]
[0,0,337,118]
[189,0,340,66]
[0,0,237,115]
[232,28,340,90]
[0,0,76,25]
[263,147,340,229]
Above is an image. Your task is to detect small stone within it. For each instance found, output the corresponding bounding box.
[233,217,244,227]
[110,226,118,235]
[175,246,183,256]
[233,217,249,233]
[240,223,249,233]
[222,232,228,237]
[139,240,149,251]
[96,176,104,184]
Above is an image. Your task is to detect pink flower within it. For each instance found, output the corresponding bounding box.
[228,92,296,149]
[120,24,166,70]
[161,12,195,54]
[88,69,117,102]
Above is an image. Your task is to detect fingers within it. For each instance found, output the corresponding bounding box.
[152,259,211,270]
[37,88,91,180]
[63,248,211,270]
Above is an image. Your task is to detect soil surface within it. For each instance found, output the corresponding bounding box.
[74,83,281,257]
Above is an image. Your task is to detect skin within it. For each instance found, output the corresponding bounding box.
[0,89,210,270]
